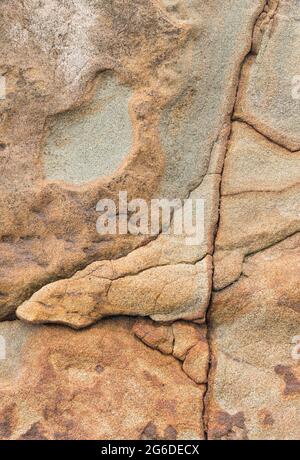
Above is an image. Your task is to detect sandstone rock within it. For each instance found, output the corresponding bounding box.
[0,319,205,440]
[183,341,209,385]
[133,318,174,355]
[133,318,209,385]
[214,122,300,290]
[208,3,300,440]
[0,0,185,319]
[222,122,300,196]
[15,170,219,327]
[1,0,299,442]
[235,0,300,151]
[172,321,205,361]
[207,234,300,440]
[0,0,264,320]
[17,256,212,328]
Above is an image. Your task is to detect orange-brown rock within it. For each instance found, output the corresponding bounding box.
[1,0,299,442]
[133,318,209,385]
[0,0,264,321]
[0,319,205,440]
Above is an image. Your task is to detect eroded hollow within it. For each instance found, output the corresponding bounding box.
[43,73,133,184]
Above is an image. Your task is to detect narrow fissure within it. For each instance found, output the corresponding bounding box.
[202,0,271,439]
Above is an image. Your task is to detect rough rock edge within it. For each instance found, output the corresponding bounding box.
[132,318,209,386]
[14,169,216,327]
[9,172,206,320]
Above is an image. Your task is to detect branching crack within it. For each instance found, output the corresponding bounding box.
[233,117,299,153]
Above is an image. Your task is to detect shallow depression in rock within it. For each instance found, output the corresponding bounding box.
[43,73,133,184]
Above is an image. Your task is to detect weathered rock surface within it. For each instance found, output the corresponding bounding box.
[0,0,299,442]
[17,256,212,328]
[133,318,209,384]
[0,0,264,320]
[214,121,300,290]
[235,0,300,151]
[207,235,300,440]
[0,319,205,440]
[208,0,300,439]
[16,175,218,327]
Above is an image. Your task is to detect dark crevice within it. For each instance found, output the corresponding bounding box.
[202,0,269,440]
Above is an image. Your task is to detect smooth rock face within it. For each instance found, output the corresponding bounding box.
[207,0,300,441]
[158,0,265,198]
[222,122,300,195]
[0,0,300,441]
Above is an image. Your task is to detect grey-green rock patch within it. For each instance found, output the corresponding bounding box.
[43,73,133,184]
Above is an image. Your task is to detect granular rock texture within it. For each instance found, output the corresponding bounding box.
[0,0,299,440]
[207,234,300,440]
[0,319,205,440]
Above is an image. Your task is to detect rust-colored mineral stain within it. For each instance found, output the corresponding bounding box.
[275,365,300,397]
